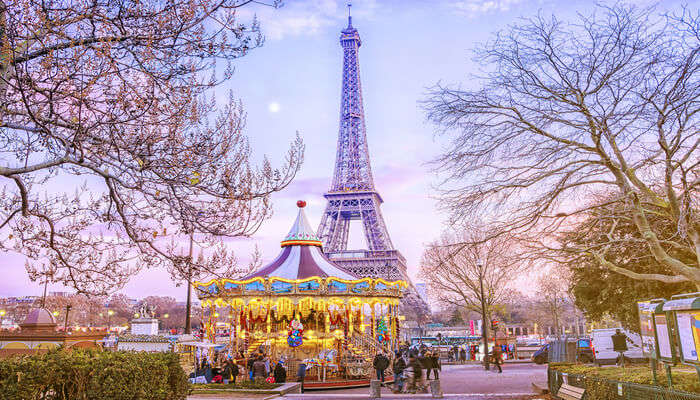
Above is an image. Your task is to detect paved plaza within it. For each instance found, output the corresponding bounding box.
[188,363,549,400]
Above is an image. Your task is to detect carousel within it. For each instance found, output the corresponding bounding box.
[193,200,406,388]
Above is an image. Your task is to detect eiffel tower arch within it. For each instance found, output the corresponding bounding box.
[318,14,429,316]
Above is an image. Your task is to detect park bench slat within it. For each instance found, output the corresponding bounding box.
[557,383,585,400]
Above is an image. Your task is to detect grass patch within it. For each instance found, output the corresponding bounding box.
[550,363,700,393]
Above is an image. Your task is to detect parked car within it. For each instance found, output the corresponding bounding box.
[531,343,549,364]
[591,328,646,366]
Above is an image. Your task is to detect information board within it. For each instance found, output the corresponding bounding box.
[655,314,673,359]
[637,302,657,358]
[676,312,697,362]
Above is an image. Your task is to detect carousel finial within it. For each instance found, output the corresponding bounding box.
[297,200,307,208]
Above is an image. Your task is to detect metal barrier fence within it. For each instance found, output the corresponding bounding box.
[548,340,577,363]
[548,368,700,400]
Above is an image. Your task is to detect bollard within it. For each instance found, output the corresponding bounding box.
[370,379,382,398]
[429,379,443,398]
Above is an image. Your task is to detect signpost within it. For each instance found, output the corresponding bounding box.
[637,300,665,384]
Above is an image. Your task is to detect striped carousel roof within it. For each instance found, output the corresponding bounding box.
[242,201,357,281]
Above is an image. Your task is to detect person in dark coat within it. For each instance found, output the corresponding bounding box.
[297,361,307,393]
[247,354,256,381]
[252,355,267,382]
[407,354,424,393]
[428,351,441,379]
[222,358,239,384]
[200,357,213,383]
[460,348,467,363]
[372,352,390,383]
[492,346,503,373]
[392,351,406,393]
[274,361,287,383]
[419,351,431,378]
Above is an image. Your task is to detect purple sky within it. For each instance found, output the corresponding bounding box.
[1,0,674,300]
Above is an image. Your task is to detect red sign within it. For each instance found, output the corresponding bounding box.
[469,320,475,335]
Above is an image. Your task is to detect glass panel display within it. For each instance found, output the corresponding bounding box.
[298,280,320,292]
[328,280,348,294]
[271,280,294,294]
[352,281,370,294]
[244,280,265,293]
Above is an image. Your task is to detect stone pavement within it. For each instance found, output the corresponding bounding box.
[187,363,549,400]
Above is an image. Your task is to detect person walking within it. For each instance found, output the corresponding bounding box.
[428,351,441,379]
[492,346,503,373]
[297,360,307,393]
[373,352,390,383]
[392,350,406,393]
[274,360,287,383]
[407,354,425,394]
[460,347,467,363]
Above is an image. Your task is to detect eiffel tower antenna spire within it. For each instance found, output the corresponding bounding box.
[347,1,352,27]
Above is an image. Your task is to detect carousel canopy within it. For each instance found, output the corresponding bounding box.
[193,201,407,302]
[243,200,357,281]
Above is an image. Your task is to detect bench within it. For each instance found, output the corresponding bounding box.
[556,383,585,400]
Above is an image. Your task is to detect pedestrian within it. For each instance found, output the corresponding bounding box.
[460,347,467,363]
[247,354,256,381]
[274,360,287,383]
[492,346,503,373]
[200,356,213,383]
[297,361,307,393]
[373,351,390,383]
[407,354,425,394]
[392,350,406,393]
[253,355,267,382]
[419,351,431,378]
[428,350,441,380]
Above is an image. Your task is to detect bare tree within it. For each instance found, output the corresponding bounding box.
[0,0,304,296]
[424,5,699,286]
[419,228,525,335]
[535,274,570,339]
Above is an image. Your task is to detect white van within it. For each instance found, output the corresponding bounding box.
[591,328,646,365]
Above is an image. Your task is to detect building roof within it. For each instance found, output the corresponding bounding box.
[242,201,357,281]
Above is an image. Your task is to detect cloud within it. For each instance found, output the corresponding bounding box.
[237,0,379,41]
[451,0,525,17]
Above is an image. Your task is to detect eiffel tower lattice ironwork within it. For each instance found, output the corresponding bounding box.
[317,12,429,314]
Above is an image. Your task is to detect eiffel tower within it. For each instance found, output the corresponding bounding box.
[317,10,429,315]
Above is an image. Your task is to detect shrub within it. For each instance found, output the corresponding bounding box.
[550,363,700,396]
[0,349,190,400]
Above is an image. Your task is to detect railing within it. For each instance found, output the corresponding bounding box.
[548,368,700,400]
[349,332,391,357]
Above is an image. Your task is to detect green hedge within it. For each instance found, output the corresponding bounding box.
[550,363,700,396]
[0,349,190,400]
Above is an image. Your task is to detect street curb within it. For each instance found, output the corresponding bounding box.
[531,382,549,394]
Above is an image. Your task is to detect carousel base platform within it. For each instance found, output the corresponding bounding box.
[303,376,394,390]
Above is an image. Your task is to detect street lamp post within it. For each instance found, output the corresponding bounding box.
[107,310,114,331]
[185,230,194,334]
[64,305,72,333]
[477,259,490,371]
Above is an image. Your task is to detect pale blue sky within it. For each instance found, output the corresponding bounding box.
[2,0,688,299]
